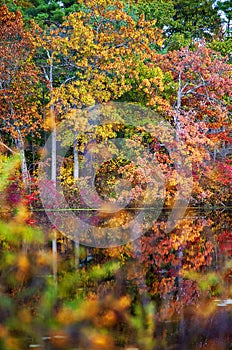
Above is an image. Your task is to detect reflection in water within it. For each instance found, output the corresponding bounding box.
[2,203,231,349]
[136,209,232,349]
[45,207,231,349]
[92,208,232,349]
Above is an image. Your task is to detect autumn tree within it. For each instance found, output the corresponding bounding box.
[0,5,42,183]
[32,0,165,266]
[96,43,232,305]
[33,0,164,184]
[154,44,232,203]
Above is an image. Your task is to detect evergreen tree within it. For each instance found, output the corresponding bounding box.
[0,0,82,26]
[172,0,222,38]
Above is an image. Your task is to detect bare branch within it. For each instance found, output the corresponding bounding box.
[41,66,49,81]
[60,76,76,87]
[184,83,205,95]
[0,141,16,154]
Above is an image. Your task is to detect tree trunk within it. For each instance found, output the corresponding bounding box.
[74,240,80,268]
[16,131,30,253]
[51,105,57,282]
[51,104,56,183]
[51,106,57,282]
[52,230,57,284]
[16,132,30,185]
[73,130,79,180]
[73,130,79,267]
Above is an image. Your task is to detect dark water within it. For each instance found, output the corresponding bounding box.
[27,208,232,349]
[103,208,232,350]
[131,209,232,350]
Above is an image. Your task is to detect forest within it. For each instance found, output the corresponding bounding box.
[0,0,231,349]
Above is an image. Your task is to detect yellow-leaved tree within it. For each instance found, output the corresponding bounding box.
[33,0,164,182]
[32,0,164,266]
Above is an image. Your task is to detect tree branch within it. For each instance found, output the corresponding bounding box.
[0,141,16,154]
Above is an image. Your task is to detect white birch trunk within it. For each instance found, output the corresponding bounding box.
[73,130,79,267]
[51,105,57,283]
[73,130,79,180]
[16,132,30,185]
[51,105,56,183]
[52,230,57,283]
